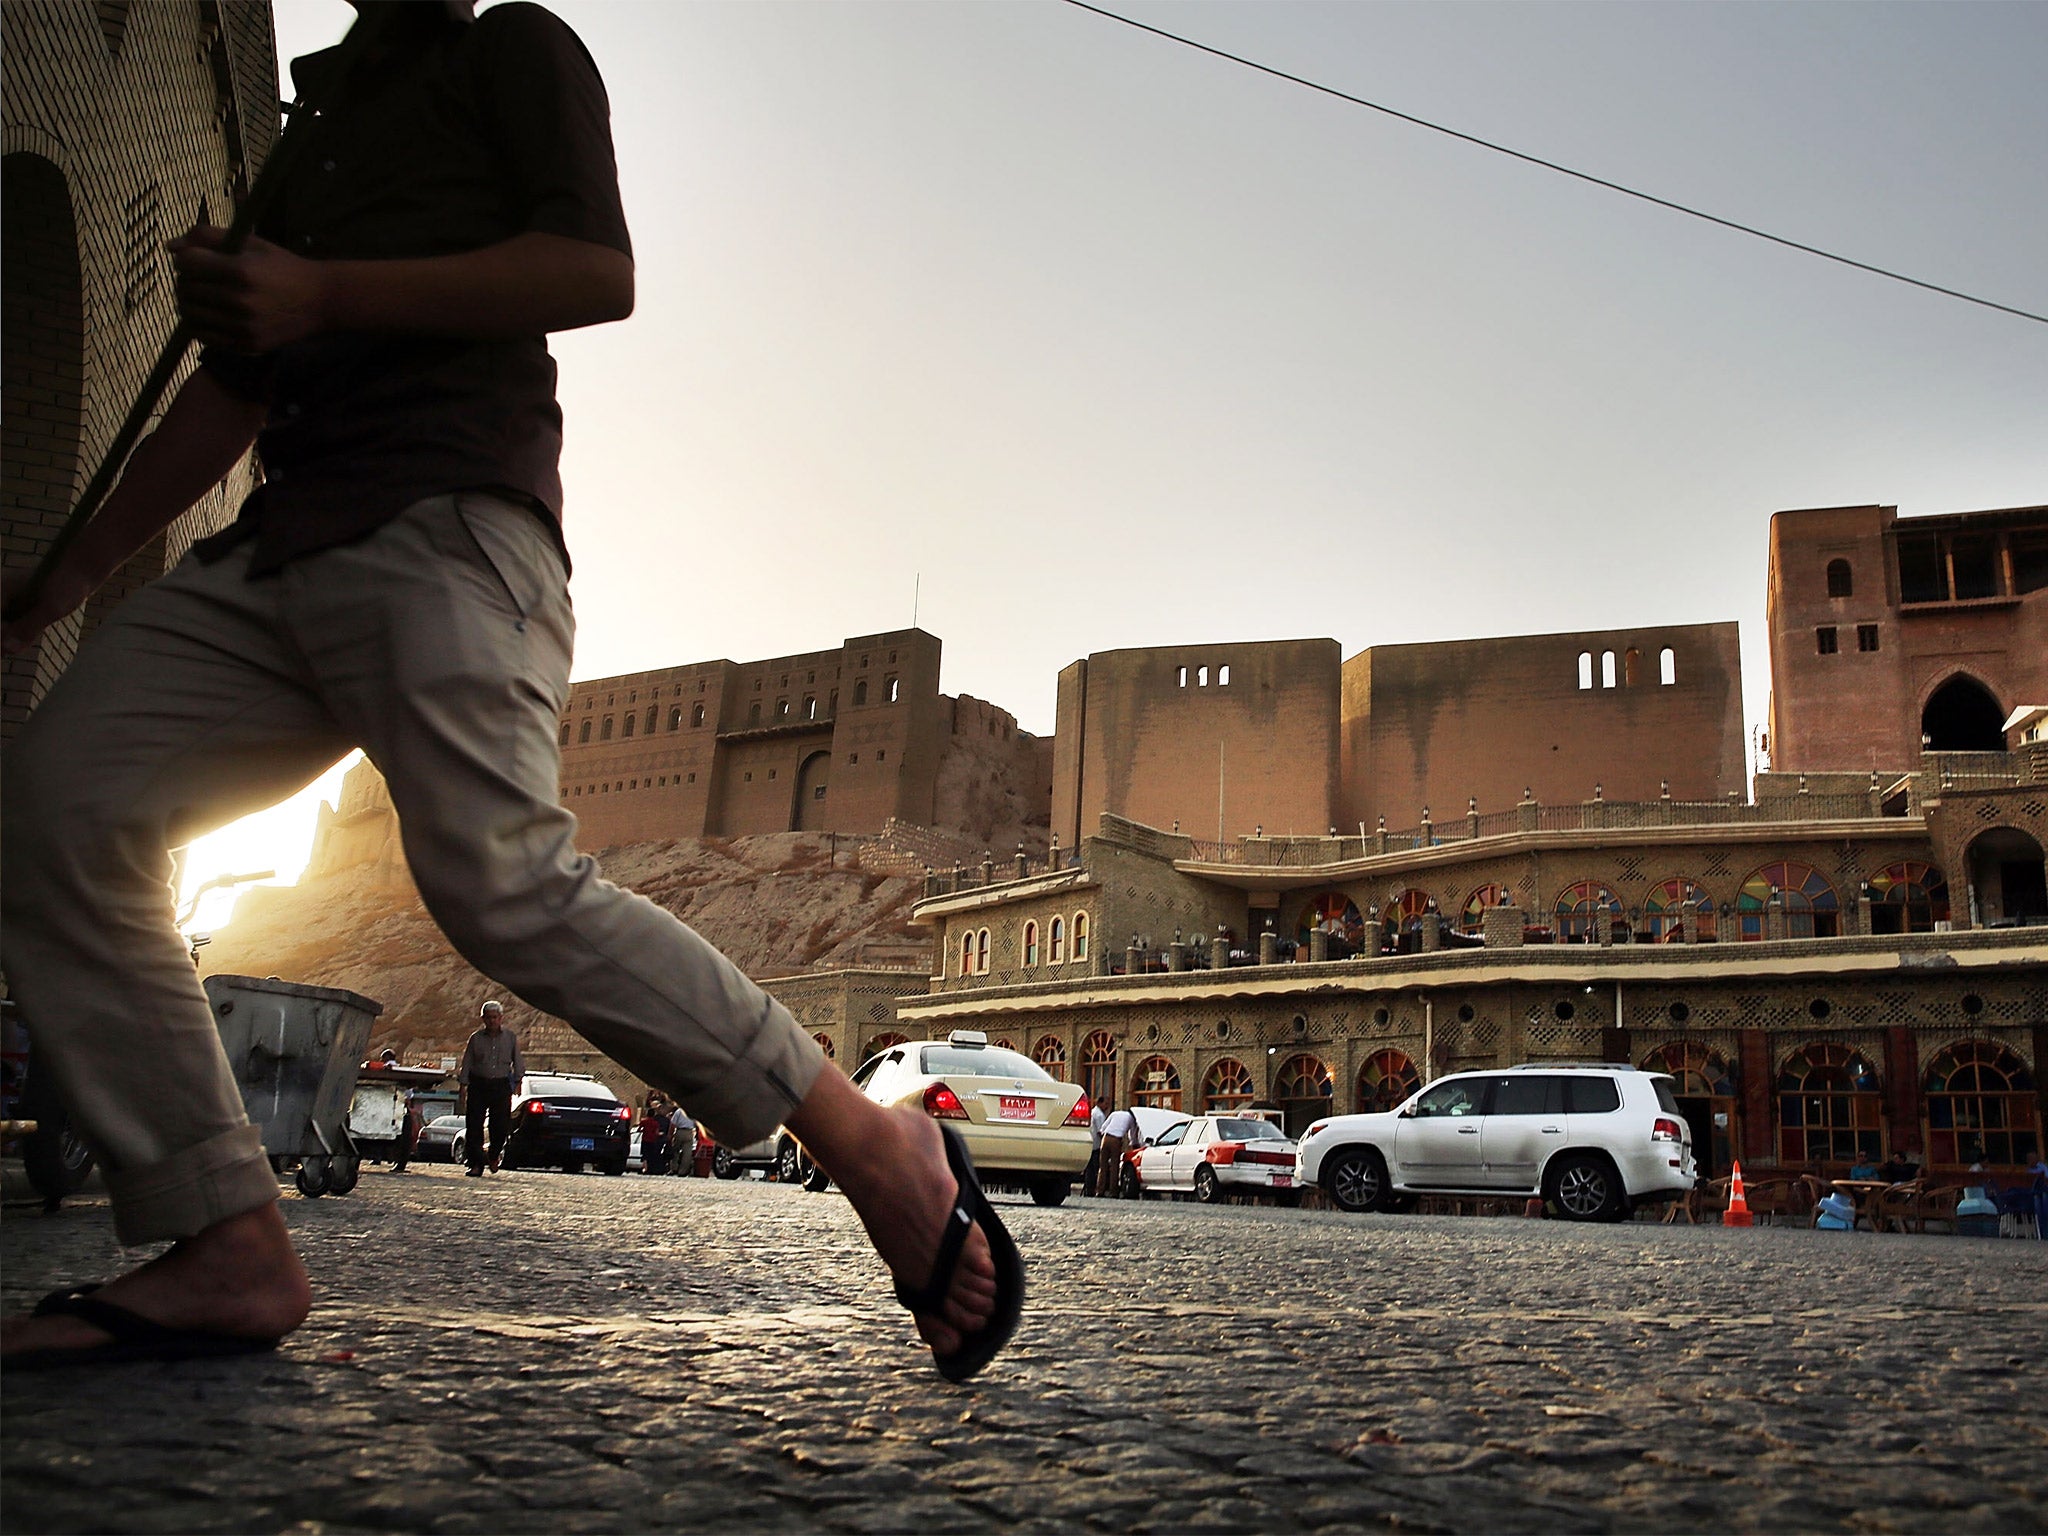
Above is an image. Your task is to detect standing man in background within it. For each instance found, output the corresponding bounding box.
[459,1001,521,1177]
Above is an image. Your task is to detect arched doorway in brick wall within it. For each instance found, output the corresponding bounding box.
[1355,1049,1419,1114]
[793,750,831,831]
[1130,1055,1182,1113]
[1080,1031,1117,1111]
[1921,674,2006,753]
[2,152,86,735]
[1273,1054,1333,1138]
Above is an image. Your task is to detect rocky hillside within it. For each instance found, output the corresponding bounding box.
[198,832,930,1068]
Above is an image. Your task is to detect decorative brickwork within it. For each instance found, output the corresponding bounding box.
[3,0,274,737]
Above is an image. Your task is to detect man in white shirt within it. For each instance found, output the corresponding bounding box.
[668,1103,698,1176]
[1080,1097,1108,1197]
[1095,1101,1144,1198]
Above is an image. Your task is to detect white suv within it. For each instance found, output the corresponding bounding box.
[1296,1064,1695,1221]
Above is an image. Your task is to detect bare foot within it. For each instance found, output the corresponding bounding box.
[0,1202,310,1360]
[787,1074,999,1358]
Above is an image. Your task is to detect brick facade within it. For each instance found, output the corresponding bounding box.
[1767,503,2048,773]
[3,0,275,736]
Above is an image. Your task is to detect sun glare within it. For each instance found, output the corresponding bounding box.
[177,753,361,935]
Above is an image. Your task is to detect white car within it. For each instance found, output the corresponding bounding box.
[1296,1064,1696,1222]
[852,1031,1091,1206]
[1130,1114,1300,1204]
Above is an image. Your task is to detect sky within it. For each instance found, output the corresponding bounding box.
[180,0,2048,930]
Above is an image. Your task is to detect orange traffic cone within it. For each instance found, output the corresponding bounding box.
[1722,1160,1755,1228]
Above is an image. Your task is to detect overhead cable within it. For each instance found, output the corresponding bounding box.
[1063,0,2047,328]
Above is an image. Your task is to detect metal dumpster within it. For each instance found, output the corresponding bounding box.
[204,974,382,1198]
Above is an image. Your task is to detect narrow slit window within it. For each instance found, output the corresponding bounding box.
[1659,647,1676,685]
[1600,651,1617,688]
[1218,664,1231,685]
[1577,652,1593,690]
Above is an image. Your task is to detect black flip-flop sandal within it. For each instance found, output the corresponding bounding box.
[4,1285,282,1372]
[893,1126,1027,1383]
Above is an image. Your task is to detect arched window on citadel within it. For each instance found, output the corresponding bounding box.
[622,713,635,738]
[1554,881,1622,943]
[1048,916,1065,963]
[1275,1054,1333,1138]
[1080,1031,1117,1109]
[812,1032,835,1059]
[1460,884,1507,935]
[559,722,570,746]
[1923,1042,2037,1168]
[1023,921,1039,967]
[668,706,682,731]
[578,720,591,744]
[1643,878,1714,942]
[1826,559,1853,598]
[1032,1036,1067,1081]
[1777,1043,1881,1165]
[600,716,613,740]
[1072,913,1090,960]
[1867,861,1948,934]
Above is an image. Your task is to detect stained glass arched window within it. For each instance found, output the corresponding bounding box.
[1739,862,1840,940]
[1777,1042,1882,1163]
[1459,884,1507,935]
[1131,1055,1182,1112]
[1080,1031,1117,1109]
[1644,877,1714,942]
[1296,892,1364,949]
[1867,861,1949,935]
[1032,1035,1068,1081]
[1274,1054,1334,1137]
[1356,1049,1419,1113]
[1554,881,1623,943]
[1201,1058,1254,1112]
[1383,889,1431,931]
[1924,1041,2038,1167]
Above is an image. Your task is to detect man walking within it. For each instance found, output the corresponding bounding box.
[2,1,1016,1382]
[458,1001,522,1176]
[1080,1091,1109,1197]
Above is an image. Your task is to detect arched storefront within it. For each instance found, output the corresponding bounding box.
[1776,1043,1883,1166]
[1130,1055,1182,1112]
[1640,1041,1738,1176]
[1355,1049,1419,1114]
[1923,1041,2039,1169]
[1080,1031,1117,1110]
[1274,1054,1333,1138]
[1201,1058,1254,1112]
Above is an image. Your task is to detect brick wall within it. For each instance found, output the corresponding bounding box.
[2,0,274,737]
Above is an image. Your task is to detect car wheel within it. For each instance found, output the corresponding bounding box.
[713,1147,739,1180]
[294,1160,330,1198]
[1324,1146,1389,1213]
[1118,1161,1141,1200]
[1548,1153,1624,1222]
[450,1134,466,1166]
[1193,1165,1222,1204]
[800,1154,831,1193]
[1029,1177,1071,1208]
[776,1141,802,1184]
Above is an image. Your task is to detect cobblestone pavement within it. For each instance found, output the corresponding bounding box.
[3,1167,2044,1534]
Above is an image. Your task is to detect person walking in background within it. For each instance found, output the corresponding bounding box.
[639,1097,671,1176]
[459,1001,522,1177]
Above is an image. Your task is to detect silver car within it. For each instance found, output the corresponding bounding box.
[1296,1064,1695,1221]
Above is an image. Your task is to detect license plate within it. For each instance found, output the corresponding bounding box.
[1271,1174,1293,1186]
[571,1137,595,1151]
[997,1096,1037,1121]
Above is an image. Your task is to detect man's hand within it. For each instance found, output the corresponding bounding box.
[2,563,93,656]
[172,225,329,353]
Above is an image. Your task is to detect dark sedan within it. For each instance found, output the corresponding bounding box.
[502,1073,632,1175]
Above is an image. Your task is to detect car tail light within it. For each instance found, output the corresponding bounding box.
[614,1106,632,1120]
[923,1082,968,1121]
[1205,1144,1240,1165]
[1063,1093,1092,1127]
[1651,1117,1683,1142]
[526,1101,548,1116]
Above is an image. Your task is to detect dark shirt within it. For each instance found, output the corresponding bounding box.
[195,3,631,576]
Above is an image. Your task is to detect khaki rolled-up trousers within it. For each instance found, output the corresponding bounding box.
[2,492,825,1244]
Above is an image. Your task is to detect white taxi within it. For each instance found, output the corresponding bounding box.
[1130,1114,1301,1204]
[851,1031,1092,1206]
